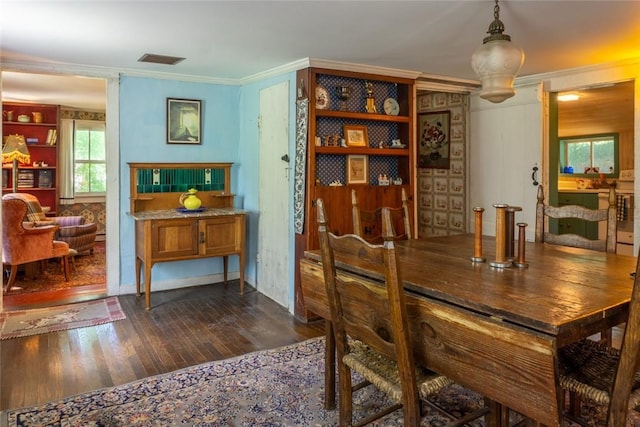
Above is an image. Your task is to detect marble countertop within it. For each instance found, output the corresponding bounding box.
[129,207,247,220]
[557,189,602,194]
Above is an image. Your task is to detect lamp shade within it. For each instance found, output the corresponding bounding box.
[471,1,525,103]
[2,134,30,164]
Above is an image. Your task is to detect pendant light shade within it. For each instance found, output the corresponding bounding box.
[471,0,524,103]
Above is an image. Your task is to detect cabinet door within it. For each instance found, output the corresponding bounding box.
[201,216,243,256]
[150,219,199,260]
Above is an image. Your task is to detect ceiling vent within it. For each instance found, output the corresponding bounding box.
[138,53,185,66]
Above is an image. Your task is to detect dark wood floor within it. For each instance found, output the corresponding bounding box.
[0,281,324,411]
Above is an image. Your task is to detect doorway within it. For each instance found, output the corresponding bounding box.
[1,71,109,309]
[548,80,635,251]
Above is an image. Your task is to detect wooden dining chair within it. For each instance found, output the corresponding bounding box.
[557,252,640,427]
[317,198,484,427]
[351,188,411,244]
[535,184,617,253]
[536,184,618,344]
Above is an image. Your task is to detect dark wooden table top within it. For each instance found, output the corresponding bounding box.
[306,234,636,346]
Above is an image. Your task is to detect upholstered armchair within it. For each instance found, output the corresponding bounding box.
[2,193,98,254]
[2,198,71,292]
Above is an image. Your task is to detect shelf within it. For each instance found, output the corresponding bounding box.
[3,121,57,127]
[3,187,56,191]
[315,110,409,123]
[315,147,409,156]
[3,166,56,170]
[2,102,59,212]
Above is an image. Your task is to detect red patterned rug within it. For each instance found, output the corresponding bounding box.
[0,296,125,339]
[3,241,106,295]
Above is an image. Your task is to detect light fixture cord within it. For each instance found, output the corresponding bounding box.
[484,0,510,43]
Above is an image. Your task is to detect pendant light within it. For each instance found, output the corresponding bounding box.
[471,0,525,103]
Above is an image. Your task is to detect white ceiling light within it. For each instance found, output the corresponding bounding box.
[471,0,525,103]
[558,93,580,102]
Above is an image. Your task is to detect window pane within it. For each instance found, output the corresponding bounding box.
[75,130,90,161]
[89,131,106,161]
[593,139,614,174]
[567,141,590,172]
[75,163,90,193]
[90,164,107,192]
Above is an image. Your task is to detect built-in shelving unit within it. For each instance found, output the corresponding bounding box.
[294,66,416,318]
[2,102,59,214]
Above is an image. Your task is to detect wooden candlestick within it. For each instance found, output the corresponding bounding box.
[514,222,529,268]
[505,206,522,260]
[471,207,486,263]
[490,204,512,268]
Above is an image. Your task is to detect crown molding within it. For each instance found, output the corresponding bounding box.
[515,57,640,87]
[0,58,120,79]
[306,58,422,80]
[417,73,480,93]
[0,58,240,86]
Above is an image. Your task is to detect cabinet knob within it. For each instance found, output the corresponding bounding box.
[199,231,205,244]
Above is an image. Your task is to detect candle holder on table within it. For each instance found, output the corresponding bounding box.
[490,204,512,268]
[471,207,486,263]
[514,222,529,268]
[505,206,522,261]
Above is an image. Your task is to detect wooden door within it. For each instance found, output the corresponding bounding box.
[258,81,290,307]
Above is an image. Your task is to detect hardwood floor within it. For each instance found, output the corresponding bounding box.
[0,281,324,411]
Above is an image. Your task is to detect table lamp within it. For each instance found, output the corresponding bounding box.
[2,134,31,193]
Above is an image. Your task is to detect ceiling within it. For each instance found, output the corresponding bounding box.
[1,1,640,110]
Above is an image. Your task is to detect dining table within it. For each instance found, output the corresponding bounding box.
[299,234,636,427]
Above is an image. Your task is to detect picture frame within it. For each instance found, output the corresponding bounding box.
[167,98,202,144]
[418,110,451,169]
[343,124,369,147]
[347,154,368,184]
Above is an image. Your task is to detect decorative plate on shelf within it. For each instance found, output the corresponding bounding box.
[383,97,400,116]
[315,86,329,110]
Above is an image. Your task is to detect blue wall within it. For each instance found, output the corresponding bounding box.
[118,76,243,288]
[118,73,299,309]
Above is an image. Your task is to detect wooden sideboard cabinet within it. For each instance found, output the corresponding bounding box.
[128,162,246,310]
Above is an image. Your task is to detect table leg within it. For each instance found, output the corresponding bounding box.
[223,255,228,283]
[135,257,142,296]
[144,263,152,311]
[238,252,245,295]
[484,399,507,427]
[324,320,336,410]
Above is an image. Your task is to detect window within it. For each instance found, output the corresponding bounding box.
[74,120,106,194]
[560,133,618,176]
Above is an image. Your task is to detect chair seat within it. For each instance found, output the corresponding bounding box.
[559,338,640,408]
[345,340,454,403]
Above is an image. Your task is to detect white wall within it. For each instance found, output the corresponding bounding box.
[469,60,640,245]
[469,83,544,240]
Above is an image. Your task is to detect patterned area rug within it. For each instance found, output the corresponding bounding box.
[0,337,631,426]
[0,297,125,340]
[3,241,105,295]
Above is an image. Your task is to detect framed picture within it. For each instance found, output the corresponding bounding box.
[347,155,368,184]
[418,110,451,169]
[167,98,202,144]
[343,125,369,147]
